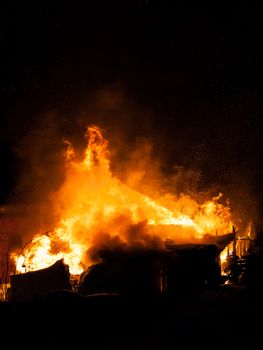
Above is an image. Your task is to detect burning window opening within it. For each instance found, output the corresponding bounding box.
[0,125,255,301]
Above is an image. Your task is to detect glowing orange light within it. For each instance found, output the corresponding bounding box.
[12,125,235,274]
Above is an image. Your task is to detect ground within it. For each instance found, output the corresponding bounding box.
[1,284,263,348]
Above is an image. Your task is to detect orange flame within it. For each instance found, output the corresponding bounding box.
[13,125,234,274]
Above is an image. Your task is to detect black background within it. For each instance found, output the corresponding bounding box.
[1,3,263,229]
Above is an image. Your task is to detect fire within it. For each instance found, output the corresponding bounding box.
[12,125,234,274]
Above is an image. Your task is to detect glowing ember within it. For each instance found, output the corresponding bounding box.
[12,125,235,274]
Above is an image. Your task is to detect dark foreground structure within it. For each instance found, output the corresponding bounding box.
[7,233,236,302]
[78,244,222,297]
[8,259,72,302]
[78,233,235,297]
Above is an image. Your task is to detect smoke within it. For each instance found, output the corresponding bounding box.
[84,216,164,267]
[5,112,65,246]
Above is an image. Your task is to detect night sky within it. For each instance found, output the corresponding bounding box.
[1,3,263,229]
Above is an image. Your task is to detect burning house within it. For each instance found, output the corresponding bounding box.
[7,231,239,301]
[4,126,255,301]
